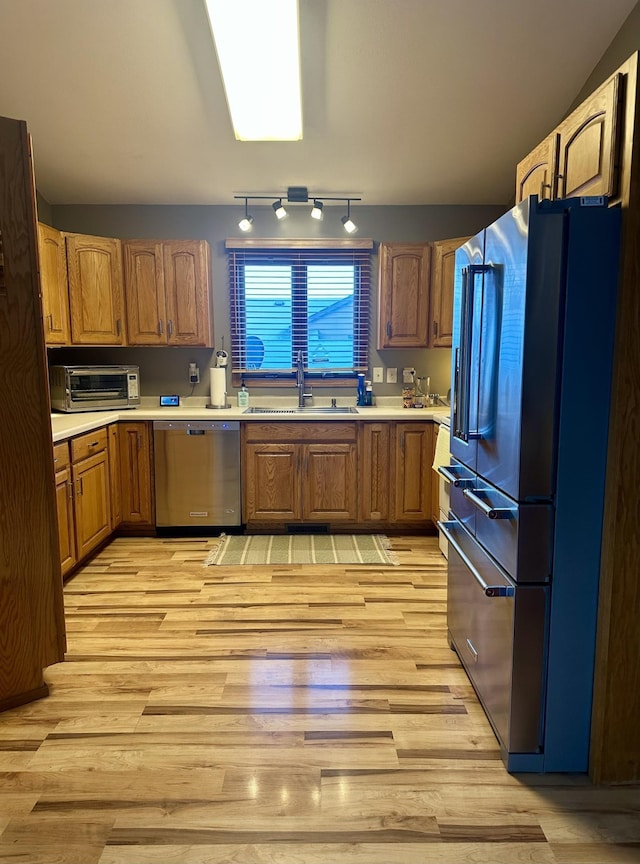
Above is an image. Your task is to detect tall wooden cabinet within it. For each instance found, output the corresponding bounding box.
[66,233,126,345]
[515,53,640,783]
[38,223,71,345]
[0,115,66,712]
[393,422,433,522]
[123,239,212,346]
[377,243,431,348]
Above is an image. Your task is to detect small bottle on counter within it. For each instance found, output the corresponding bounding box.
[237,378,250,408]
[357,373,366,406]
[364,380,373,406]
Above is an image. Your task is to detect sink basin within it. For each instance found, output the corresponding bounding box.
[244,406,358,415]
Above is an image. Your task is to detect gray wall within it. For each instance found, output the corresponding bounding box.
[48,201,506,402]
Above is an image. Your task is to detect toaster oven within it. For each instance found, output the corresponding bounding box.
[49,365,140,413]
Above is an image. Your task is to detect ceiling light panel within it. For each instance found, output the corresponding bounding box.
[204,0,303,141]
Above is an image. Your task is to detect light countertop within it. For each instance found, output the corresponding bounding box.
[51,397,451,442]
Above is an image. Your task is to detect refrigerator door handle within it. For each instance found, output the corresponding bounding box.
[438,465,474,488]
[438,521,515,598]
[462,487,513,520]
[455,265,487,443]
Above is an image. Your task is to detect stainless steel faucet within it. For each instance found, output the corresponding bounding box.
[296,349,312,407]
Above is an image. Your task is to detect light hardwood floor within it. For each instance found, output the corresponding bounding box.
[1,535,639,864]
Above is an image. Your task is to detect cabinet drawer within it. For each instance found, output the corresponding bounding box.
[244,422,357,443]
[53,441,71,471]
[71,427,108,463]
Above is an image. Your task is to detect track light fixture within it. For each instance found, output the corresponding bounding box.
[234,188,361,231]
[238,198,253,232]
[272,199,287,219]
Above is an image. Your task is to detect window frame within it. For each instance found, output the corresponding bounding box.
[226,237,373,388]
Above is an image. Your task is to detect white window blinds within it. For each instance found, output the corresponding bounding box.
[226,239,373,378]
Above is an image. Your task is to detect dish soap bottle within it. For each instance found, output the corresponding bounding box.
[237,378,250,408]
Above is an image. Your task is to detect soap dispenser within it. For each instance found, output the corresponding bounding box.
[237,378,250,408]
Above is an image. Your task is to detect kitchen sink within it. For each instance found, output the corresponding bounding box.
[243,406,359,415]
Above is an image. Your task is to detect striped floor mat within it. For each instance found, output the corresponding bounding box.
[205,534,399,566]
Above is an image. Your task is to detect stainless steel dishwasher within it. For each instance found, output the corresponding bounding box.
[153,420,241,527]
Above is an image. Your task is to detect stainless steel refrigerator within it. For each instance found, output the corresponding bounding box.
[439,195,621,772]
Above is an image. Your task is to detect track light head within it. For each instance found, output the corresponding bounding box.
[341,200,357,233]
[272,199,287,219]
[239,198,253,231]
[310,200,324,220]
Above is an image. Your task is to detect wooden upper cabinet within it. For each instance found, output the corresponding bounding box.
[556,73,622,200]
[163,241,212,346]
[515,134,559,204]
[123,241,166,345]
[66,233,125,345]
[429,236,470,348]
[38,223,71,345]
[517,72,623,206]
[124,239,212,347]
[377,243,431,349]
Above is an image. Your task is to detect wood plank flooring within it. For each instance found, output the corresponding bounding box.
[1,535,639,863]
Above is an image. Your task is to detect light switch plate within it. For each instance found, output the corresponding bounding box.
[373,366,384,383]
[386,367,397,384]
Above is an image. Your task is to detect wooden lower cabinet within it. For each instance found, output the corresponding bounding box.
[119,421,154,527]
[393,422,434,523]
[359,423,391,522]
[243,423,357,525]
[108,422,122,529]
[53,442,76,578]
[359,420,435,529]
[72,449,111,559]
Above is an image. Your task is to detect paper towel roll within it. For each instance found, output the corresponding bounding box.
[209,367,227,408]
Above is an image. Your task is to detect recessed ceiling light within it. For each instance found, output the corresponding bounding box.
[204,0,303,141]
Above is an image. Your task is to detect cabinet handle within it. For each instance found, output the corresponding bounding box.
[433,321,438,336]
[47,314,53,331]
[167,319,173,337]
[77,477,83,496]
[89,440,99,447]
[386,321,391,338]
[554,173,564,197]
[68,481,74,501]
[158,319,163,335]
[116,318,122,336]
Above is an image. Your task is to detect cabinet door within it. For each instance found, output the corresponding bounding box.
[55,465,77,578]
[72,451,111,559]
[378,243,431,348]
[304,443,357,521]
[123,240,167,345]
[359,423,390,522]
[108,423,122,529]
[66,233,125,344]
[556,73,621,200]
[515,134,559,205]
[245,443,300,521]
[119,422,154,525]
[430,236,471,348]
[38,223,70,345]
[393,422,433,521]
[163,240,212,346]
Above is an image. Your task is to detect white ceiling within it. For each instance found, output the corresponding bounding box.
[0,0,636,206]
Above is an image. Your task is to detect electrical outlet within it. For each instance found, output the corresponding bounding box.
[188,362,200,385]
[386,367,397,384]
[373,366,384,383]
